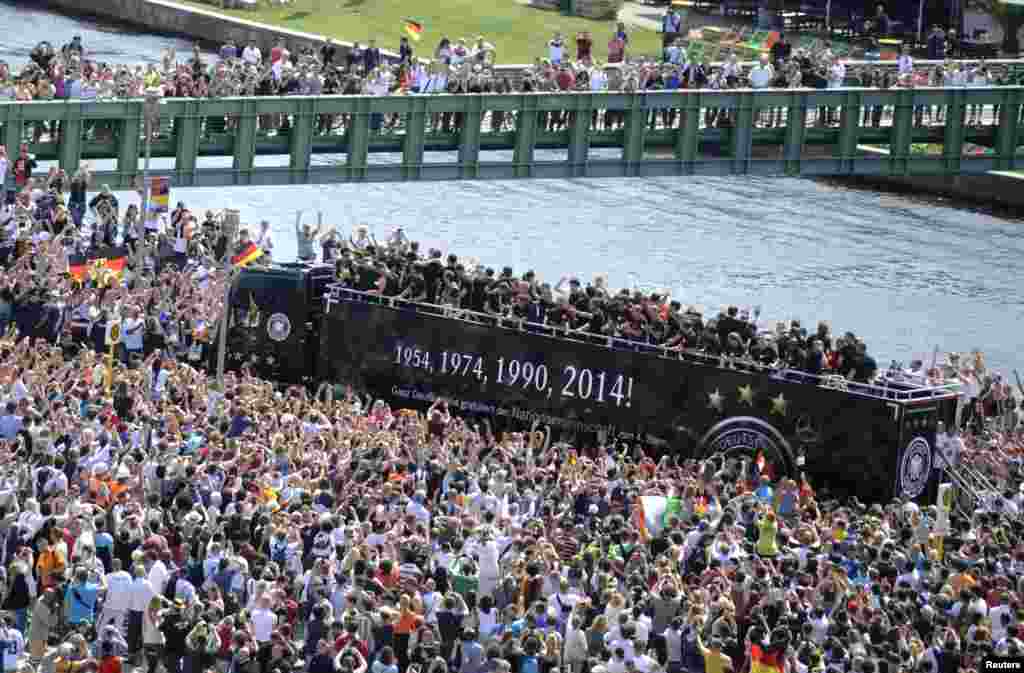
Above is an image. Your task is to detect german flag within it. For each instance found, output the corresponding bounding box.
[231,241,264,268]
[750,644,784,673]
[403,19,424,42]
[69,247,128,282]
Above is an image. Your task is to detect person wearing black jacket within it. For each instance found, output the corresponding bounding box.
[769,33,791,67]
[399,37,414,65]
[419,250,445,305]
[363,40,382,73]
[161,603,191,673]
[320,40,338,69]
[927,25,946,59]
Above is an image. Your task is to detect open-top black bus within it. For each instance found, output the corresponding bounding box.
[221,264,960,503]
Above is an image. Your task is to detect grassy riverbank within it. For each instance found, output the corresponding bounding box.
[181,0,663,64]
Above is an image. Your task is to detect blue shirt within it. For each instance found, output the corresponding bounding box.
[0,415,22,440]
[95,532,113,551]
[65,582,100,624]
[227,415,251,438]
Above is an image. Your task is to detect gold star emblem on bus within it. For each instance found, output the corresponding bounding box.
[708,389,724,411]
[770,393,788,417]
[737,384,754,406]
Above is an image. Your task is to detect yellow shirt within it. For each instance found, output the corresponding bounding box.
[699,647,733,673]
[757,517,779,557]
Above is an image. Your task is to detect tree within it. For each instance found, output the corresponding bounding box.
[968,0,1024,54]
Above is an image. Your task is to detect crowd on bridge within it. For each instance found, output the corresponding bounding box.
[0,150,1020,673]
[0,31,1017,110]
[0,30,1014,142]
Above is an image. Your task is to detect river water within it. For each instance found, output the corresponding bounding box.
[3,0,1024,375]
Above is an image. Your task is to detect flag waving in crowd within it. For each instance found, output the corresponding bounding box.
[634,495,682,541]
[68,246,128,283]
[231,241,264,268]
[404,19,424,42]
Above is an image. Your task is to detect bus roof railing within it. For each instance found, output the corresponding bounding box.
[325,284,961,404]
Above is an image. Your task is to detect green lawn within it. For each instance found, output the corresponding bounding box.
[183,0,664,64]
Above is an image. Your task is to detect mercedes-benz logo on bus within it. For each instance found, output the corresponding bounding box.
[267,313,292,342]
[900,436,932,499]
[698,416,795,474]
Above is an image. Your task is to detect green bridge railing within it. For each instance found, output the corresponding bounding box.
[2,88,1021,187]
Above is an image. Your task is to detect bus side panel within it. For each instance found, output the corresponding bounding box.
[318,299,932,502]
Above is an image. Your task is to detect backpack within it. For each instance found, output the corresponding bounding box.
[35,467,51,497]
[164,572,180,601]
[433,565,450,594]
[271,539,288,565]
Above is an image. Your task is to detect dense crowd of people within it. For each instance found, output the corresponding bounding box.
[0,32,1013,144]
[0,31,1017,110]
[0,148,1021,673]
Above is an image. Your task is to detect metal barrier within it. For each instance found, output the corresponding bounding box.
[3,87,1022,187]
[936,448,1002,520]
[324,284,960,403]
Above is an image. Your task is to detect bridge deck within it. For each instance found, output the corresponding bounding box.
[2,88,1020,186]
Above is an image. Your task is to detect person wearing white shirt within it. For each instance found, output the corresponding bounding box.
[406,493,431,526]
[809,608,830,644]
[606,648,629,673]
[828,59,846,88]
[242,44,262,65]
[990,597,1014,643]
[470,488,500,520]
[548,581,581,617]
[633,612,652,650]
[420,582,441,625]
[121,308,145,362]
[604,635,636,663]
[147,557,169,596]
[0,620,24,673]
[664,42,681,65]
[549,33,565,65]
[250,596,278,643]
[43,470,68,499]
[424,70,448,94]
[255,220,274,261]
[722,54,741,81]
[897,47,913,77]
[748,56,774,89]
[412,63,429,93]
[128,566,154,653]
[101,559,134,629]
[633,652,657,673]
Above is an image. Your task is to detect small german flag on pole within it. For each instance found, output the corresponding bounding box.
[231,241,264,268]
[403,19,424,42]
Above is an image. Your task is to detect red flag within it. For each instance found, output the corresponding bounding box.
[799,474,814,500]
[750,644,785,673]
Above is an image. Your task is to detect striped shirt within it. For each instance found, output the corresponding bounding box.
[398,562,423,594]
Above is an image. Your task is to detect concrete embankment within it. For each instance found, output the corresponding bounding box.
[832,173,1024,211]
